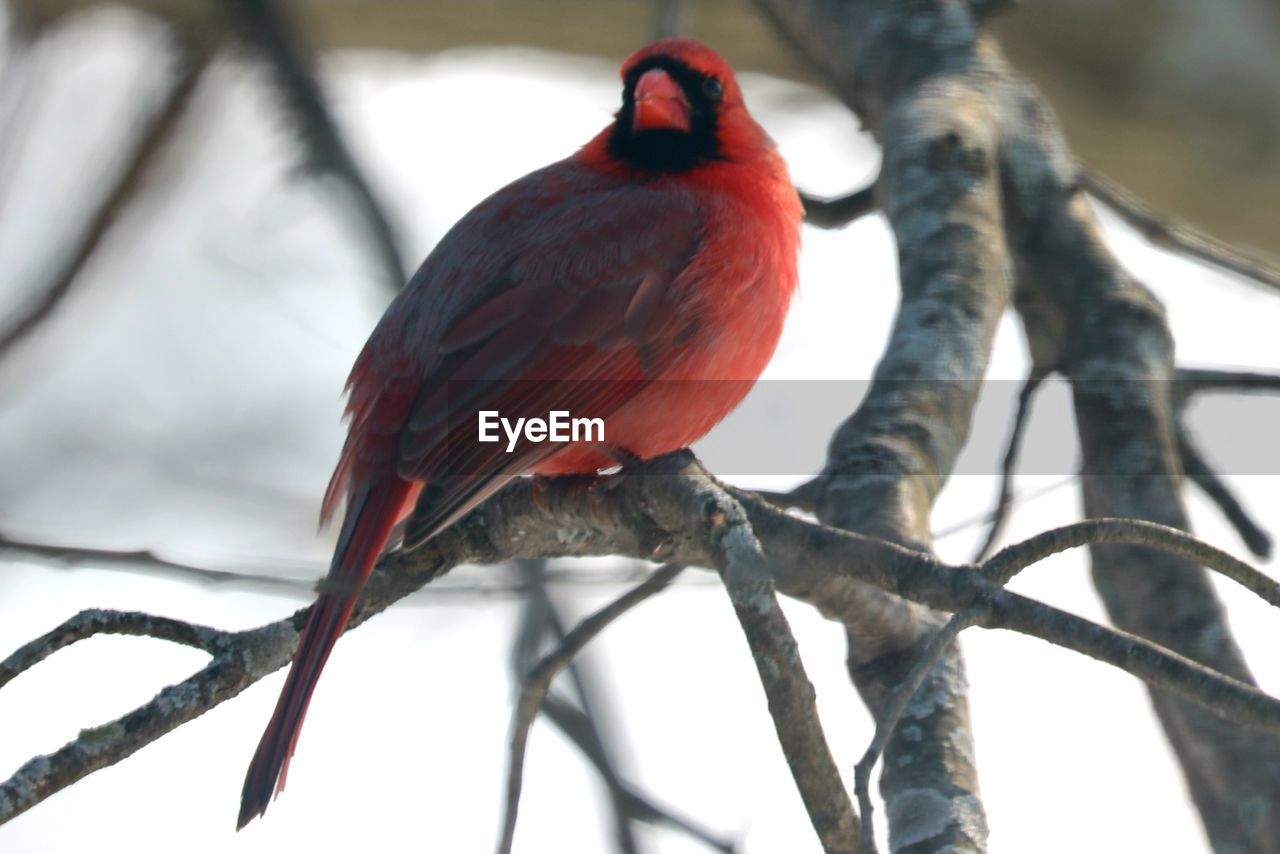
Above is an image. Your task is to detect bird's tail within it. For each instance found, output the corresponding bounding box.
[237,477,413,829]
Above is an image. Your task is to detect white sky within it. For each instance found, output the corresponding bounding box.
[0,9,1277,853]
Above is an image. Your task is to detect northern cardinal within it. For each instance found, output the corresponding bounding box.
[238,38,801,827]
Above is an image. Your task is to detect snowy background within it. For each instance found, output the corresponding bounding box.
[1,8,1278,853]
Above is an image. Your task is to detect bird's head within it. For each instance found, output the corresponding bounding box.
[607,39,757,173]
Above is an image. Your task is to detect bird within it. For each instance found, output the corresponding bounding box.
[237,37,802,828]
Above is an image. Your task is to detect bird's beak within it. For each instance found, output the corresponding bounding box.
[632,68,691,133]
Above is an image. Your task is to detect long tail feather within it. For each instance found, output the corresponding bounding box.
[237,478,412,829]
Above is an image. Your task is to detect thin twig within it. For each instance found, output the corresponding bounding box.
[0,609,228,689]
[1170,366,1276,558]
[981,517,1279,598]
[934,477,1073,541]
[0,532,313,593]
[973,369,1046,561]
[512,559,730,854]
[509,560,640,854]
[497,564,685,854]
[224,0,406,290]
[852,610,982,854]
[1178,427,1273,560]
[0,41,208,360]
[1176,367,1280,398]
[538,695,735,852]
[800,186,877,230]
[1083,170,1280,293]
[513,559,734,853]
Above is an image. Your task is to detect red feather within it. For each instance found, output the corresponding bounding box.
[239,37,802,827]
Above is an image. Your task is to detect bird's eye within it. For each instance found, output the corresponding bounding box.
[702,77,724,102]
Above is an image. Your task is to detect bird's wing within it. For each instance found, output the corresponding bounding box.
[327,167,708,542]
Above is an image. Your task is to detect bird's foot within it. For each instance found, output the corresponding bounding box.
[531,448,696,522]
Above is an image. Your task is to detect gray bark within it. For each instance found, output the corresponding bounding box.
[755,0,1280,850]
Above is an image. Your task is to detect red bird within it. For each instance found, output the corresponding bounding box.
[238,38,801,827]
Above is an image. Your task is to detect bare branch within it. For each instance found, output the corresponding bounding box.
[1178,428,1273,560]
[981,517,1280,601]
[703,481,861,854]
[1083,170,1280,294]
[497,564,685,854]
[800,185,877,230]
[224,0,407,290]
[934,478,1072,541]
[510,559,733,853]
[1170,367,1276,558]
[6,456,1280,832]
[1177,367,1280,398]
[537,694,735,853]
[852,610,981,854]
[0,40,208,360]
[1004,70,1280,844]
[973,370,1046,561]
[0,609,228,690]
[0,532,313,594]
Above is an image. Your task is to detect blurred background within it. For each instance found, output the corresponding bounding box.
[0,1,1276,852]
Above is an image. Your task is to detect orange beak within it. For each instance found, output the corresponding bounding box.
[632,68,691,133]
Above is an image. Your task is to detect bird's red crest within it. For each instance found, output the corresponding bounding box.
[621,38,742,103]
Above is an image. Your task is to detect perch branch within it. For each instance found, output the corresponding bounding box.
[5,457,1280,833]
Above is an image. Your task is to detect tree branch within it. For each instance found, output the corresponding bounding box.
[1001,54,1280,848]
[800,185,877,230]
[7,457,1280,838]
[1178,427,1273,560]
[973,370,1046,561]
[497,564,685,854]
[0,609,228,690]
[702,481,861,854]
[1083,170,1280,294]
[223,0,407,290]
[0,37,208,360]
[509,558,734,853]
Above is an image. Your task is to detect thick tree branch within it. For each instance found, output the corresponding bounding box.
[753,3,1015,849]
[7,457,1280,835]
[1000,57,1280,849]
